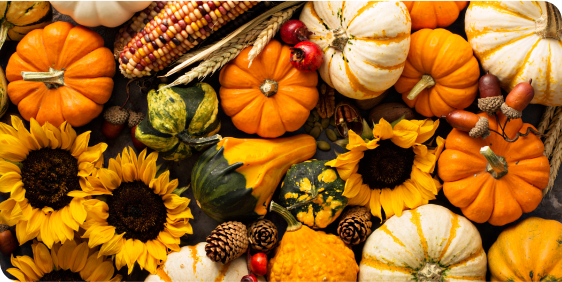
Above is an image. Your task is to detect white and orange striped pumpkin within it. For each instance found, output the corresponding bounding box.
[359,204,487,282]
[465,1,562,106]
[299,1,411,100]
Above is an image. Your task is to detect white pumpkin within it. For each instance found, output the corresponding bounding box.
[299,1,411,100]
[359,204,487,282]
[50,1,152,27]
[465,1,562,106]
[145,242,264,282]
[0,67,8,119]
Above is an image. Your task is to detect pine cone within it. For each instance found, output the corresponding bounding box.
[205,221,249,264]
[248,219,278,253]
[337,206,373,245]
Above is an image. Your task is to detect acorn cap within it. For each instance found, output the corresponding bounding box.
[127,110,145,128]
[500,102,523,119]
[478,96,504,116]
[469,116,490,139]
[103,106,129,125]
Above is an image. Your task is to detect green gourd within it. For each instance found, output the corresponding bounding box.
[279,160,348,229]
[135,83,221,161]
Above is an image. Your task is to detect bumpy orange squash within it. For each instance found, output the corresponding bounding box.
[403,1,468,30]
[488,217,562,281]
[395,28,479,117]
[219,40,318,138]
[6,21,115,127]
[438,113,549,226]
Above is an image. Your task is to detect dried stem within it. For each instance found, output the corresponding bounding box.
[546,139,562,195]
[543,107,562,158]
[538,106,557,134]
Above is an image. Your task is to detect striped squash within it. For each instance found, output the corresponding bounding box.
[0,67,8,119]
[359,204,487,282]
[0,1,52,49]
[465,1,562,106]
[299,1,411,100]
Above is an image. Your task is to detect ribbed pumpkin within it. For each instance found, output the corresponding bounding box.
[219,40,318,138]
[438,113,550,226]
[0,1,52,49]
[6,21,115,127]
[299,1,411,100]
[395,28,480,117]
[359,204,487,282]
[192,135,316,222]
[279,160,348,229]
[268,202,358,282]
[488,217,562,281]
[465,1,562,106]
[135,83,221,161]
[403,1,468,30]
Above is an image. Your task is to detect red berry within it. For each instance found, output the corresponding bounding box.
[241,274,257,282]
[290,41,323,72]
[280,20,310,45]
[102,122,124,139]
[250,253,268,277]
[131,126,147,150]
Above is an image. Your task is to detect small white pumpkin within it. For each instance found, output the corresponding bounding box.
[299,1,411,100]
[145,242,264,282]
[50,1,152,27]
[0,67,8,119]
[359,204,487,282]
[465,1,562,106]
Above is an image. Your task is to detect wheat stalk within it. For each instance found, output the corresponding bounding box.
[247,4,303,66]
[543,107,562,158]
[538,106,557,134]
[545,137,562,195]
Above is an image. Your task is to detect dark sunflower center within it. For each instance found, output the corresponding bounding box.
[357,139,415,189]
[21,148,80,211]
[39,269,84,281]
[107,181,167,242]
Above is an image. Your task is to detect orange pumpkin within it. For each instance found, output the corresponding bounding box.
[438,112,549,226]
[395,28,479,118]
[403,1,468,30]
[6,21,115,127]
[219,40,319,138]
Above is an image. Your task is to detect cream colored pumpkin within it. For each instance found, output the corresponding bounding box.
[50,1,152,27]
[299,1,411,100]
[359,204,487,282]
[145,242,264,282]
[465,1,562,106]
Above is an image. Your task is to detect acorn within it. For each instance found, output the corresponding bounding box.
[102,106,129,139]
[0,224,16,256]
[127,110,147,150]
[444,110,490,138]
[477,72,503,115]
[501,79,534,119]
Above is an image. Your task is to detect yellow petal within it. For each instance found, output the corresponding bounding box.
[380,188,396,219]
[26,209,45,235]
[32,242,53,274]
[86,260,115,281]
[0,172,22,193]
[70,197,87,224]
[166,221,193,237]
[12,256,42,280]
[0,137,29,161]
[429,136,445,173]
[342,173,363,199]
[51,210,73,244]
[110,274,123,281]
[80,251,104,280]
[0,119,17,135]
[325,150,364,169]
[10,181,25,202]
[163,194,190,210]
[16,221,37,246]
[77,143,106,164]
[346,130,366,149]
[50,243,61,270]
[78,162,95,177]
[414,119,440,144]
[142,160,157,186]
[124,239,145,274]
[163,178,179,196]
[98,168,121,191]
[87,225,116,248]
[40,215,55,248]
[122,163,137,182]
[373,118,394,140]
[12,116,40,151]
[0,198,19,226]
[414,147,435,173]
[369,189,382,222]
[30,119,48,148]
[157,231,180,252]
[108,158,123,180]
[392,187,407,217]
[60,122,77,150]
[402,181,424,209]
[71,131,91,158]
[139,251,158,274]
[7,267,27,282]
[348,184,371,206]
[56,239,78,270]
[42,122,61,149]
[99,232,125,257]
[0,160,21,175]
[69,242,90,272]
[391,119,421,148]
[411,167,438,195]
[114,246,126,271]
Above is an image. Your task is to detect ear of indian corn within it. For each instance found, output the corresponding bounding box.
[114,1,169,59]
[118,1,259,78]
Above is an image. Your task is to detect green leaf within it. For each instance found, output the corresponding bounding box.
[360,119,374,140]
[172,185,190,196]
[390,114,407,128]
[334,139,349,149]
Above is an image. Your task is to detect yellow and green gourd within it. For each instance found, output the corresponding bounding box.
[135,83,221,161]
[0,2,52,50]
[279,160,348,229]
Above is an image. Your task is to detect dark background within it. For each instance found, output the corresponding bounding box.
[0,3,560,281]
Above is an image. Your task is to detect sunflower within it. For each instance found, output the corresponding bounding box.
[0,116,106,248]
[327,118,444,221]
[7,239,122,281]
[78,147,193,274]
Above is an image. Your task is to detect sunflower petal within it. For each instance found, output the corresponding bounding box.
[114,246,126,271]
[346,130,366,149]
[411,167,438,195]
[7,267,27,282]
[42,122,61,149]
[391,120,420,148]
[86,260,115,281]
[373,118,394,140]
[0,172,22,193]
[98,168,121,191]
[166,221,193,237]
[77,143,106,164]
[80,251,104,280]
[342,173,363,199]
[69,197,87,225]
[142,159,157,186]
[0,136,29,162]
[16,221,37,246]
[0,160,21,175]
[50,243,61,270]
[414,119,440,144]
[124,239,144,274]
[71,132,91,158]
[32,241,53,274]
[12,256,42,280]
[348,184,371,206]
[122,163,137,182]
[56,239,77,270]
[26,209,45,235]
[30,119,48,148]
[369,189,382,222]
[108,159,123,180]
[157,231,180,252]
[163,194,190,210]
[110,274,123,281]
[380,188,396,219]
[69,242,90,272]
[164,178,179,195]
[402,181,424,209]
[0,198,18,226]
[87,225,116,248]
[60,122,77,150]
[10,182,25,202]
[140,251,158,274]
[12,116,40,151]
[99,232,125,257]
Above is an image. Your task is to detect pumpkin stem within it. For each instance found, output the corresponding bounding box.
[22,67,65,89]
[417,262,443,282]
[260,79,279,97]
[407,74,435,100]
[0,22,10,51]
[270,201,302,232]
[535,2,562,39]
[480,146,508,179]
[329,27,348,52]
[176,132,223,146]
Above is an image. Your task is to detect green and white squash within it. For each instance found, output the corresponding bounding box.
[0,1,52,50]
[279,160,348,229]
[135,83,221,161]
[0,67,8,118]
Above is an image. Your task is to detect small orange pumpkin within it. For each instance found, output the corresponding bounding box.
[438,113,549,226]
[219,40,319,138]
[403,1,468,30]
[6,21,115,127]
[395,28,479,117]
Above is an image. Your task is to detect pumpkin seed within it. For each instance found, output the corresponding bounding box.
[326,128,337,142]
[321,118,330,129]
[312,110,320,122]
[306,120,314,127]
[317,141,331,151]
[309,126,322,139]
[307,113,315,123]
[330,117,336,127]
[314,122,323,129]
[304,124,313,133]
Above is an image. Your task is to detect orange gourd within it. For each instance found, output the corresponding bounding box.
[403,1,468,30]
[6,21,115,127]
[219,40,319,138]
[488,217,562,281]
[438,113,549,226]
[395,28,479,117]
